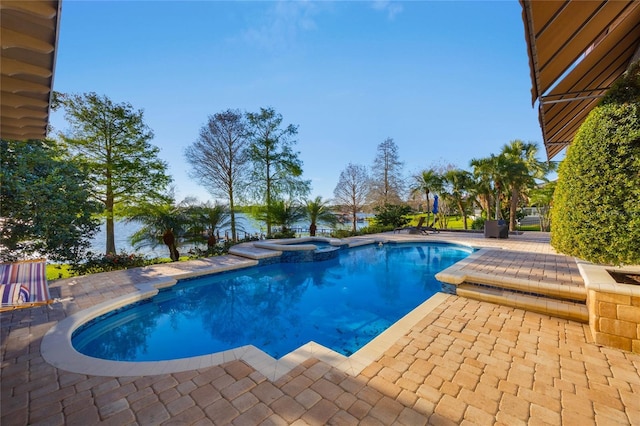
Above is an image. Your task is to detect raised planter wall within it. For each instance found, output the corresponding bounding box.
[579,262,640,354]
[587,290,640,353]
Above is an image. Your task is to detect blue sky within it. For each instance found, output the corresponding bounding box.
[50,0,546,203]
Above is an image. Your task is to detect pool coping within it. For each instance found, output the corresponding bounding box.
[41,239,461,381]
[253,236,345,252]
[42,284,450,381]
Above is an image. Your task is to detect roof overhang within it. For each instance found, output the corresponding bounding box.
[1,0,61,141]
[520,1,640,159]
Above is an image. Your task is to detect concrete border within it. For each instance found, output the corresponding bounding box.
[41,238,467,380]
[42,285,449,380]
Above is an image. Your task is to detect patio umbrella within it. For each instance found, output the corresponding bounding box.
[430,195,439,228]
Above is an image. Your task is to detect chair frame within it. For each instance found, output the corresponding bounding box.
[394,216,429,234]
[0,258,52,311]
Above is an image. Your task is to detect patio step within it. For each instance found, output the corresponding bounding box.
[457,283,588,323]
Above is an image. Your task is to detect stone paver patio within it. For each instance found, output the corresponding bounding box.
[2,232,639,425]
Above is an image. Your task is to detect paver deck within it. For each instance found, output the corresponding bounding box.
[2,232,639,425]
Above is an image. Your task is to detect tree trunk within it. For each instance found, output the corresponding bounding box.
[480,194,491,220]
[105,194,116,254]
[352,210,357,233]
[105,148,116,254]
[265,161,272,236]
[163,229,179,261]
[457,200,468,230]
[229,193,237,242]
[425,191,431,231]
[207,234,216,249]
[309,223,317,237]
[509,187,519,231]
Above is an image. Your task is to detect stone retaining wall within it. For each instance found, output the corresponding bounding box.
[579,261,640,354]
[587,289,640,353]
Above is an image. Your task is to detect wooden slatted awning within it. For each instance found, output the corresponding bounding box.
[521,1,640,159]
[0,0,61,141]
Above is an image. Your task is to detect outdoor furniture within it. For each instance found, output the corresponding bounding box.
[484,220,509,239]
[0,259,51,311]
[394,216,429,235]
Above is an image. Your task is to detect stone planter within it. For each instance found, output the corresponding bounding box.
[578,260,640,353]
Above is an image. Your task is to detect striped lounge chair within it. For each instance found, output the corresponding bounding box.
[0,259,52,311]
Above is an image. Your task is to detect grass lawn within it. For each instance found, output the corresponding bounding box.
[408,215,542,232]
[407,214,472,230]
[46,264,74,281]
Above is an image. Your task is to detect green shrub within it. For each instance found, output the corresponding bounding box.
[330,224,394,238]
[72,251,150,275]
[471,217,485,230]
[358,224,395,234]
[268,229,296,239]
[331,229,357,238]
[551,62,640,265]
[187,242,232,258]
[373,204,412,228]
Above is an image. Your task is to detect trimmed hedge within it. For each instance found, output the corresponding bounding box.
[551,62,640,265]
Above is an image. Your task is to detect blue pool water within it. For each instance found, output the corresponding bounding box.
[72,242,471,361]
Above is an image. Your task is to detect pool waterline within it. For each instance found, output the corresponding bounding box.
[42,239,475,379]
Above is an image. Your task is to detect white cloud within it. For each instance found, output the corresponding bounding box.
[242,1,319,51]
[371,0,403,20]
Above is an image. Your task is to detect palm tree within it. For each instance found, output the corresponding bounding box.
[304,196,337,236]
[127,201,187,261]
[410,169,443,228]
[268,200,305,236]
[500,140,552,231]
[468,162,493,220]
[184,201,232,249]
[442,169,473,229]
[529,181,556,232]
[470,154,511,221]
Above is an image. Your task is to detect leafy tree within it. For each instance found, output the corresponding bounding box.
[0,139,101,262]
[441,169,473,230]
[410,169,443,230]
[55,92,172,254]
[552,61,640,265]
[246,107,310,235]
[185,109,248,242]
[127,199,187,261]
[373,204,412,228]
[369,138,404,207]
[334,163,370,232]
[304,196,337,236]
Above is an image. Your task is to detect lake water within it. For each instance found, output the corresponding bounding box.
[91,213,372,259]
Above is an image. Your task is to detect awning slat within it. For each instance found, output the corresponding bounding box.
[520,0,640,159]
[0,1,60,141]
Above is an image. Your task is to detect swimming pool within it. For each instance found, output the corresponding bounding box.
[72,242,472,361]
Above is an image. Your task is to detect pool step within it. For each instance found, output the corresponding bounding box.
[457,283,588,323]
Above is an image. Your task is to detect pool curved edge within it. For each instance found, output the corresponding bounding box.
[41,283,451,381]
[253,236,345,252]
